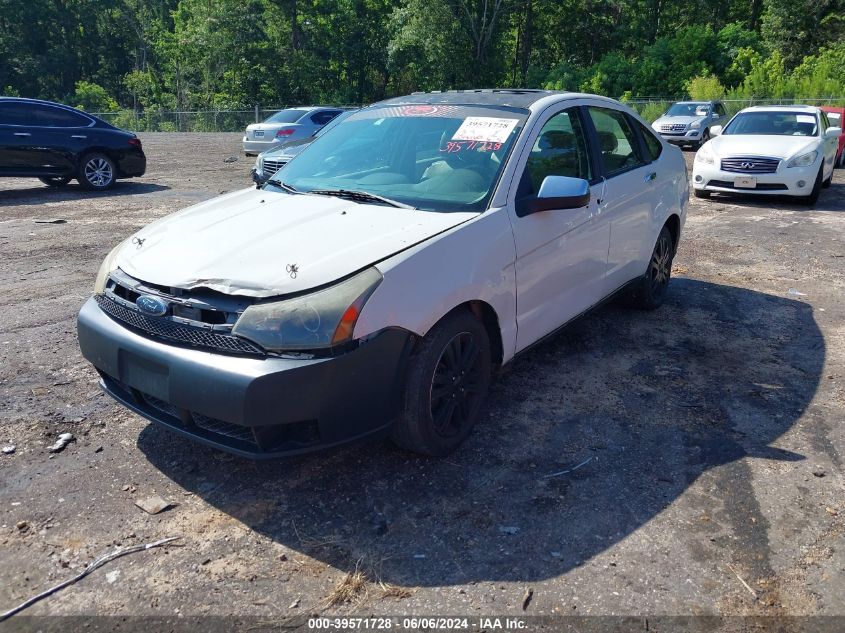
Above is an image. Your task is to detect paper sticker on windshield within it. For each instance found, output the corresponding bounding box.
[452,117,518,143]
[797,115,816,124]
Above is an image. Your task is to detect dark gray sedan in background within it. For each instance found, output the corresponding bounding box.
[242,106,347,155]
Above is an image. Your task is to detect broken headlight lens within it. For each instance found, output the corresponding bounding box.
[93,241,127,294]
[232,267,383,351]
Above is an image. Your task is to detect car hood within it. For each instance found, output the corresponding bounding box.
[653,116,704,127]
[115,188,476,298]
[708,134,818,159]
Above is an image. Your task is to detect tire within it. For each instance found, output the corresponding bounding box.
[77,153,116,190]
[695,128,710,150]
[839,150,845,168]
[822,166,832,189]
[693,188,710,199]
[391,310,492,457]
[630,226,675,310]
[38,176,72,187]
[800,165,824,206]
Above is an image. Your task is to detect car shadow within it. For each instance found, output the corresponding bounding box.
[0,181,169,206]
[138,278,823,586]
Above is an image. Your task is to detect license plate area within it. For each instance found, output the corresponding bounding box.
[253,130,264,138]
[118,351,169,401]
[734,176,757,189]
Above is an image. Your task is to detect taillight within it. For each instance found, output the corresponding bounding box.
[128,138,142,148]
[275,128,295,138]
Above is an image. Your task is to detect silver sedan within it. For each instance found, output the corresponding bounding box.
[242,107,345,155]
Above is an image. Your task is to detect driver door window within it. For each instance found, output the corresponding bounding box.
[586,106,645,177]
[519,109,592,197]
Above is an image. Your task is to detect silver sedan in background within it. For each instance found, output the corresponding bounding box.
[242,107,346,155]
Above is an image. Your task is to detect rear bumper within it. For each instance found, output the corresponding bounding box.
[116,150,146,178]
[77,298,413,458]
[243,138,285,154]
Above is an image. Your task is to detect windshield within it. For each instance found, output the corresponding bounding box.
[724,111,819,136]
[267,104,527,212]
[666,103,709,117]
[264,109,308,124]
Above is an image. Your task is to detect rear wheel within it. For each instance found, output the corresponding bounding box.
[630,226,675,310]
[78,153,116,190]
[38,176,72,187]
[392,311,492,456]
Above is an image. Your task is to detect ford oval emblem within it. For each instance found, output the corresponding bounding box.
[136,295,168,317]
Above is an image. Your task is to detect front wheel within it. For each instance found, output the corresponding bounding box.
[800,165,824,206]
[630,226,675,310]
[392,311,492,456]
[695,129,710,149]
[38,176,72,187]
[78,153,116,190]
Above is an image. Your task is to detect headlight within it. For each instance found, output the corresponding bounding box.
[695,145,715,165]
[690,121,701,129]
[787,150,818,168]
[93,241,127,293]
[232,267,383,351]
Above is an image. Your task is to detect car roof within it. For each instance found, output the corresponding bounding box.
[740,105,820,114]
[375,89,627,112]
[0,96,88,112]
[672,101,716,104]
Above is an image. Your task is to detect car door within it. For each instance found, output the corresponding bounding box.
[28,104,94,174]
[583,105,656,292]
[0,100,38,174]
[713,103,727,129]
[818,111,838,180]
[508,104,610,352]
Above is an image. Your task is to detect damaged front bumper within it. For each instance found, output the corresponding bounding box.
[77,298,413,458]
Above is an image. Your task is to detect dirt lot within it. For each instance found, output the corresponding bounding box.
[1,134,844,629]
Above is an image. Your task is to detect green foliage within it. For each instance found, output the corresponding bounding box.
[73,81,119,113]
[685,75,725,101]
[1,0,843,122]
[639,102,669,123]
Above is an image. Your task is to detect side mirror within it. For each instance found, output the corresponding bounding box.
[825,127,841,138]
[710,125,723,137]
[518,175,590,216]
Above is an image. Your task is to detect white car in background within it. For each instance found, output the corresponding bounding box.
[78,90,688,459]
[242,107,346,155]
[692,105,840,205]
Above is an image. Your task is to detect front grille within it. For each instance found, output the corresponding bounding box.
[661,123,687,132]
[708,180,788,191]
[95,294,263,356]
[263,159,288,174]
[192,413,256,444]
[720,156,780,174]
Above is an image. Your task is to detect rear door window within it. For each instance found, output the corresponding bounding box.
[635,120,663,162]
[32,105,92,127]
[311,110,341,126]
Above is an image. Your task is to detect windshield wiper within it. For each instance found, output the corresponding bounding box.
[265,179,300,194]
[308,188,415,209]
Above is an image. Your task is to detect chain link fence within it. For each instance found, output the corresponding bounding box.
[90,106,355,132]
[625,97,845,123]
[90,98,845,132]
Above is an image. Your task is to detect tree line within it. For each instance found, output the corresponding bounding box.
[1,0,843,121]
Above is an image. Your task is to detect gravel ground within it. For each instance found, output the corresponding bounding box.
[1,134,844,630]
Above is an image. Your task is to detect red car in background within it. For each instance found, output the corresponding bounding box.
[821,106,845,167]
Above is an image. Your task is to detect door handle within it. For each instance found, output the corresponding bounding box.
[71,135,87,139]
[13,132,31,137]
[644,171,657,183]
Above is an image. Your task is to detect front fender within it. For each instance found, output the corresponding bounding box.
[354,207,518,364]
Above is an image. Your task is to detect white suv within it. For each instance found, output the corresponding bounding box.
[78,90,689,458]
